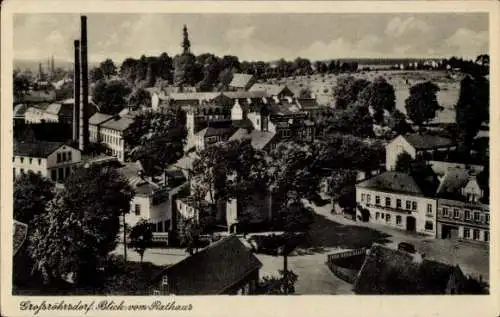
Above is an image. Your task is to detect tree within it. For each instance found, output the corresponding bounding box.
[333,76,370,109]
[357,77,396,123]
[28,166,134,286]
[99,59,117,79]
[388,109,412,135]
[13,72,31,102]
[124,111,187,176]
[327,169,358,206]
[394,152,413,173]
[89,67,104,83]
[455,75,489,153]
[127,88,151,110]
[129,219,153,263]
[180,218,202,255]
[92,79,132,115]
[324,104,374,138]
[257,270,298,294]
[14,172,55,226]
[404,81,441,126]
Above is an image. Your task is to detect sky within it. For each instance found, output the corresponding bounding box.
[14,13,489,64]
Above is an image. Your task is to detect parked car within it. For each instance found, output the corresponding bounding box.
[397,242,416,254]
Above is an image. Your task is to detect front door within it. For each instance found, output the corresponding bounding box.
[406,216,416,232]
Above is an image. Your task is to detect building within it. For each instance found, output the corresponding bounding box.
[228,128,277,152]
[195,120,239,151]
[118,162,186,232]
[88,112,113,143]
[13,141,81,182]
[386,133,456,171]
[24,104,50,124]
[435,168,489,244]
[249,84,294,99]
[228,73,256,91]
[353,244,468,294]
[148,235,262,295]
[98,116,134,162]
[13,104,28,125]
[356,171,437,236]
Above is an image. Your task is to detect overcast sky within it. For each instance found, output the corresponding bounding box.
[14,13,489,63]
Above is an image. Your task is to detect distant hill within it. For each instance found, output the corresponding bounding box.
[14,58,100,73]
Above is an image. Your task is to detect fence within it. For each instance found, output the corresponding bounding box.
[326,248,367,284]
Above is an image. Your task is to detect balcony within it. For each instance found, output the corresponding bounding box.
[365,203,414,215]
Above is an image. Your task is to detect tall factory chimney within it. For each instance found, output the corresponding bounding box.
[73,40,81,144]
[79,15,90,152]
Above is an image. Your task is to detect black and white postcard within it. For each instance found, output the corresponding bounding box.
[1,1,498,317]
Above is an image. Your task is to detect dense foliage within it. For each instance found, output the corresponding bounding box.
[405,81,442,126]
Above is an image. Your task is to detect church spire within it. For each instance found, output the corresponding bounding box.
[182,24,191,54]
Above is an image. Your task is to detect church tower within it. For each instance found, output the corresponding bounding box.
[182,25,191,55]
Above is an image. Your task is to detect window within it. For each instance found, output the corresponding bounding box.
[29,158,33,164]
[134,204,141,216]
[412,201,417,211]
[62,152,67,161]
[464,210,471,220]
[65,167,70,178]
[396,215,402,225]
[361,193,365,202]
[425,221,433,231]
[443,207,449,217]
[20,168,25,174]
[453,209,460,219]
[375,212,380,220]
[426,204,432,215]
[385,197,391,207]
[473,229,480,241]
[474,212,480,222]
[161,275,169,293]
[57,153,61,163]
[463,228,470,239]
[51,170,57,181]
[58,168,64,180]
[38,158,41,165]
[484,231,489,242]
[381,213,384,219]
[406,201,411,210]
[152,290,160,296]
[386,214,391,223]
[396,199,402,209]
[366,194,371,204]
[158,222,164,232]
[485,213,489,224]
[20,157,24,164]
[375,196,380,205]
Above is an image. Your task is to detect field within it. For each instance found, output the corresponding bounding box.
[263,70,464,124]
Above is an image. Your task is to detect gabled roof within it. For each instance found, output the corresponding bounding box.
[153,235,262,295]
[354,244,463,294]
[197,121,238,138]
[14,141,71,158]
[100,116,134,131]
[436,168,476,198]
[356,171,424,196]
[89,112,114,125]
[249,130,276,150]
[296,98,320,110]
[169,92,220,101]
[223,91,267,99]
[249,84,291,96]
[229,73,254,88]
[401,133,455,150]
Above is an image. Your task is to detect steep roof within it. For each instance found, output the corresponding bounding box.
[154,235,262,295]
[354,244,462,294]
[249,84,290,96]
[401,133,454,150]
[100,116,134,131]
[356,171,424,196]
[249,130,276,150]
[296,98,320,110]
[269,102,303,116]
[196,120,238,138]
[13,104,28,117]
[229,73,254,88]
[89,112,114,125]
[436,168,474,198]
[14,141,69,158]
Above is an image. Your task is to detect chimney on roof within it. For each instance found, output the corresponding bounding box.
[79,15,90,152]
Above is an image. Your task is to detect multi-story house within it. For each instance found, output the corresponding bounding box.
[98,116,134,162]
[356,171,437,236]
[148,235,262,295]
[89,112,114,143]
[435,168,489,244]
[386,133,456,171]
[13,141,81,182]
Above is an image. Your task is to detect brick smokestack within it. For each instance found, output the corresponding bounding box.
[79,15,89,152]
[73,40,81,143]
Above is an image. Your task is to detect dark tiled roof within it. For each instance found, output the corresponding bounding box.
[402,133,455,150]
[249,84,291,96]
[229,128,250,142]
[353,244,462,294]
[14,141,68,158]
[229,73,254,88]
[197,120,238,138]
[155,235,262,295]
[356,171,424,196]
[100,116,134,131]
[249,130,276,150]
[89,112,114,125]
[269,102,303,116]
[296,98,320,109]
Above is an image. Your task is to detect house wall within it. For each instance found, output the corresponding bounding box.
[100,127,126,162]
[356,187,437,236]
[13,157,48,178]
[151,93,160,111]
[436,198,489,243]
[231,102,244,121]
[385,136,416,171]
[25,108,45,123]
[46,146,81,182]
[247,112,262,131]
